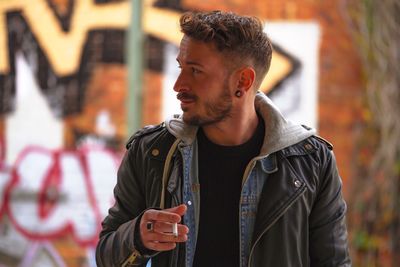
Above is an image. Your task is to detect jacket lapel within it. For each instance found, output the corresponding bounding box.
[251,153,307,246]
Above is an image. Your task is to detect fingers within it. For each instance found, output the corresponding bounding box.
[151,221,189,237]
[139,205,189,252]
[164,204,187,217]
[145,226,188,243]
[143,204,187,223]
[144,209,181,224]
[151,221,188,234]
[140,223,188,251]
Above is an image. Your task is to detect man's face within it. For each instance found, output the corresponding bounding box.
[173,36,235,126]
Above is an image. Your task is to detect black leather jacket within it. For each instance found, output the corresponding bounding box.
[96,124,351,267]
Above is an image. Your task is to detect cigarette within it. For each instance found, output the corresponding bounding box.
[172,222,178,237]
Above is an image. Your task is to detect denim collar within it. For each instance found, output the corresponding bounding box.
[259,154,278,174]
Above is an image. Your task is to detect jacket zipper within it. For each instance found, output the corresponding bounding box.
[246,185,307,267]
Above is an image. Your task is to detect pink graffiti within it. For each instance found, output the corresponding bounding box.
[0,136,7,217]
[0,137,4,167]
[19,241,67,267]
[0,144,121,247]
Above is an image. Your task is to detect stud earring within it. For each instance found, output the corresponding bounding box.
[235,90,242,97]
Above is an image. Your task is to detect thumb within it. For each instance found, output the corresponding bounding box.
[165,204,187,217]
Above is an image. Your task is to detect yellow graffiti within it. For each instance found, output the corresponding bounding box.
[143,3,182,46]
[0,8,9,74]
[260,52,293,93]
[0,0,131,76]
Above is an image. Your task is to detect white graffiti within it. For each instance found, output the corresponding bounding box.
[0,145,120,246]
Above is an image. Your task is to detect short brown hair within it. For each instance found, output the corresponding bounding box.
[179,10,273,88]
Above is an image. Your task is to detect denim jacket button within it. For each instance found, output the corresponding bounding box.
[304,143,313,151]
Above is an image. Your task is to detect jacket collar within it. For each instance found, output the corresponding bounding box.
[165,92,316,155]
[260,155,278,173]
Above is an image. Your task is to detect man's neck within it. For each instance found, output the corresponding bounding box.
[201,106,259,146]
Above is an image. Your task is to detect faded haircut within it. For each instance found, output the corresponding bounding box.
[179,10,273,89]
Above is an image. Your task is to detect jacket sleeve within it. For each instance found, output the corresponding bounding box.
[95,138,157,267]
[309,144,351,266]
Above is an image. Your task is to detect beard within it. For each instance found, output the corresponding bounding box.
[181,79,233,126]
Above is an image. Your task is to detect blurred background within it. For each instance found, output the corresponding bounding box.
[0,0,399,266]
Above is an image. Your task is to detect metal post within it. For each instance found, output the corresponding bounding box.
[127,0,143,135]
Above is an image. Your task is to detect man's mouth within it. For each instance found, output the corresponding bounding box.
[177,93,196,104]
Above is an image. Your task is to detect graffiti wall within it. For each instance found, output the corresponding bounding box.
[0,0,129,266]
[0,0,322,266]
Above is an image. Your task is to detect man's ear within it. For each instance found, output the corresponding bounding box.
[237,67,256,92]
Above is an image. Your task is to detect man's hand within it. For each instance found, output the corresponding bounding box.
[139,204,189,251]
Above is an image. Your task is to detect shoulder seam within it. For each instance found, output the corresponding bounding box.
[313,135,334,150]
[125,123,165,149]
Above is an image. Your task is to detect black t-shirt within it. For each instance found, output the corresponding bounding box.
[193,118,265,267]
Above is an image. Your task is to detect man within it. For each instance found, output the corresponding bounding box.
[96,10,351,267]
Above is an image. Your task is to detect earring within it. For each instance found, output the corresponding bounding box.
[235,90,242,97]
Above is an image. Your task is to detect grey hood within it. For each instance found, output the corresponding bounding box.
[165,92,316,156]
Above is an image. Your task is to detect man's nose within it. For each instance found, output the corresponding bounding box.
[173,73,189,93]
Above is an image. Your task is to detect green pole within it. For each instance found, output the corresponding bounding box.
[127,0,143,135]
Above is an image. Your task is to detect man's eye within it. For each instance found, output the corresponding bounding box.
[192,68,200,74]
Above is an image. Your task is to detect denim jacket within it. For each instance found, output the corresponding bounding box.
[178,139,277,267]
